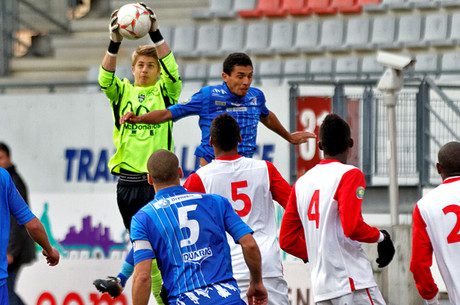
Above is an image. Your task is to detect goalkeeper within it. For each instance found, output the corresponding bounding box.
[92,3,182,304]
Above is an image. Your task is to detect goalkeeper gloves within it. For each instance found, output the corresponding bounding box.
[376,229,395,268]
[108,9,123,43]
[139,2,159,32]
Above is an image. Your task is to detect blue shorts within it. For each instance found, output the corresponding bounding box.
[174,280,245,305]
[0,282,8,305]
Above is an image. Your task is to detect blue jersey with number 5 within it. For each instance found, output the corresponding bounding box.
[130,185,253,304]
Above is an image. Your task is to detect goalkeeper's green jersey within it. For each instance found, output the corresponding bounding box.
[99,52,182,175]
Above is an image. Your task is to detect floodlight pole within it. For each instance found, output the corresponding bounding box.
[377,68,404,226]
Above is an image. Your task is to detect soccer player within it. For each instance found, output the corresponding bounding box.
[120,52,315,166]
[0,143,36,305]
[1,167,60,304]
[130,149,268,305]
[279,113,395,305]
[92,4,182,303]
[184,113,290,305]
[410,141,460,305]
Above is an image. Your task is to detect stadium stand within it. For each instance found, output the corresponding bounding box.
[335,57,361,79]
[423,13,451,47]
[257,59,284,85]
[283,58,309,83]
[395,15,426,48]
[318,19,346,51]
[369,16,399,49]
[309,57,335,79]
[413,53,440,76]
[292,20,322,53]
[332,0,363,13]
[219,23,246,55]
[191,0,233,19]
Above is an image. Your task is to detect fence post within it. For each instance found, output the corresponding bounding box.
[332,83,346,119]
[416,79,430,190]
[289,83,300,185]
[362,86,374,185]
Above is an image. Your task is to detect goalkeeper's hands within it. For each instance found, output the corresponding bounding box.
[109,9,123,43]
[139,2,159,32]
[376,230,395,268]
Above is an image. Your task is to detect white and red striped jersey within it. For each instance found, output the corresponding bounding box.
[280,160,381,302]
[410,176,460,304]
[184,155,291,280]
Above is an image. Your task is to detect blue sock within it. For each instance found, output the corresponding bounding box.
[117,248,134,287]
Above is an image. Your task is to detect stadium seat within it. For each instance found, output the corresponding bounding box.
[220,24,246,55]
[172,25,198,58]
[364,0,410,11]
[195,24,221,57]
[191,0,233,19]
[440,52,460,73]
[437,0,460,7]
[409,0,439,9]
[306,0,338,14]
[284,58,309,82]
[370,16,398,49]
[319,19,346,51]
[277,0,312,16]
[396,15,426,48]
[335,57,361,79]
[233,0,258,12]
[344,17,372,50]
[424,13,453,47]
[332,0,362,13]
[182,62,208,84]
[238,0,282,18]
[446,12,460,45]
[245,22,271,55]
[257,59,283,85]
[413,53,440,76]
[309,58,335,79]
[268,21,296,54]
[293,20,322,53]
[361,55,384,79]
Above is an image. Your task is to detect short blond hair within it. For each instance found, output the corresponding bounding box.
[131,45,158,66]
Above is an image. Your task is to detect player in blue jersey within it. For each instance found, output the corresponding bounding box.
[0,168,60,304]
[130,150,268,305]
[120,52,315,166]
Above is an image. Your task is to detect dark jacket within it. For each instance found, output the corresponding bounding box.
[7,165,36,272]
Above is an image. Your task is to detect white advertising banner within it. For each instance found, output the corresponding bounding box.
[1,86,314,304]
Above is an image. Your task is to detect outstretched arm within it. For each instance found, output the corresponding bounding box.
[260,111,315,144]
[24,217,59,266]
[120,109,173,125]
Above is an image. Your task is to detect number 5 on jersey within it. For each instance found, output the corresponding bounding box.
[308,190,320,229]
[231,181,252,217]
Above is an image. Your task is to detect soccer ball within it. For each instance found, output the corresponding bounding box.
[116,3,151,40]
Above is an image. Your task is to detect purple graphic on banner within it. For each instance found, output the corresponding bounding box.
[59,215,127,258]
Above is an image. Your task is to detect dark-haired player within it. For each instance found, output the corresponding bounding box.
[130,150,267,305]
[120,52,315,166]
[279,113,395,305]
[184,113,290,305]
[410,141,460,305]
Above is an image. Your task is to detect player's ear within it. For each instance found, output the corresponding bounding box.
[147,174,153,185]
[222,72,228,82]
[318,141,323,151]
[349,138,354,148]
[436,162,442,175]
[210,136,214,146]
[238,135,242,143]
[178,167,183,179]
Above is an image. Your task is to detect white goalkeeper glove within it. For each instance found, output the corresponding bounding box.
[109,9,123,43]
[139,2,159,32]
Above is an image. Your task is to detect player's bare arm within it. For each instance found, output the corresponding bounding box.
[260,111,315,144]
[24,217,60,266]
[120,109,173,125]
[132,258,153,305]
[239,234,268,305]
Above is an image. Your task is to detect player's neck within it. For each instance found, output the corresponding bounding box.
[214,148,238,159]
